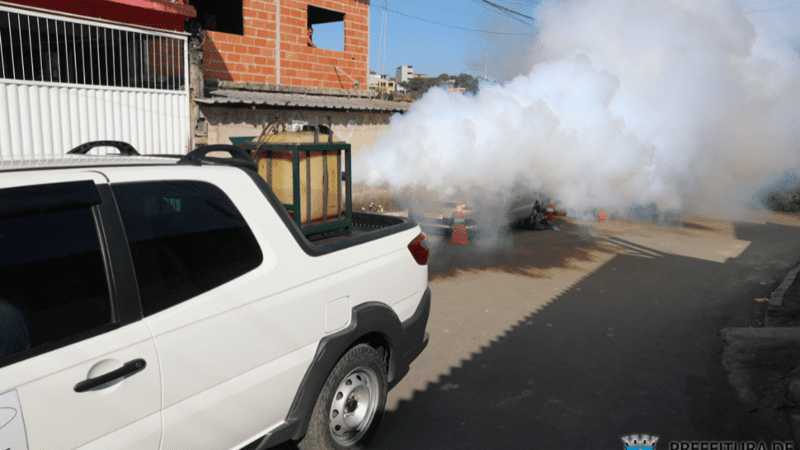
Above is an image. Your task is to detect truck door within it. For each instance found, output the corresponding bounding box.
[0,174,161,450]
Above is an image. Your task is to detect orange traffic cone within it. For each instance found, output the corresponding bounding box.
[450,202,471,244]
[598,208,607,221]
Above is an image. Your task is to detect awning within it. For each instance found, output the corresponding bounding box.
[196,89,410,113]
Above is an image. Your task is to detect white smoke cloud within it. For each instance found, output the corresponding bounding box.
[356,0,800,220]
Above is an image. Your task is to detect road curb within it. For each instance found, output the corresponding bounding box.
[769,264,800,307]
[721,327,800,445]
[792,414,800,446]
[758,261,800,444]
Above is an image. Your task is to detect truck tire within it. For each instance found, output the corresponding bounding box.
[298,344,388,450]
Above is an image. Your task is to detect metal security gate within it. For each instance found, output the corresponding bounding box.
[0,5,190,159]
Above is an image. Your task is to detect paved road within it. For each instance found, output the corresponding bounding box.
[366,212,800,449]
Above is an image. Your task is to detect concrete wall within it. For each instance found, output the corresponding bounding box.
[199,105,397,155]
[202,0,369,90]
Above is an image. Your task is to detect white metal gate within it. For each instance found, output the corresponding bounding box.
[0,5,190,159]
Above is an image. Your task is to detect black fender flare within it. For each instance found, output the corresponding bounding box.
[254,301,406,449]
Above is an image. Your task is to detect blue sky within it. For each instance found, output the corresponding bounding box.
[365,0,541,78]
[311,1,800,80]
[309,0,540,79]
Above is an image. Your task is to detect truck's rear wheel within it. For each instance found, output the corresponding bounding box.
[299,344,388,450]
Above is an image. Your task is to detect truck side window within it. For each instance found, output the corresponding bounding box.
[112,181,263,316]
[0,182,112,365]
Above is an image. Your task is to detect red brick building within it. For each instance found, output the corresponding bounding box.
[196,0,369,90]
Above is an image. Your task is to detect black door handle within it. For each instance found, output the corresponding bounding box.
[74,358,147,393]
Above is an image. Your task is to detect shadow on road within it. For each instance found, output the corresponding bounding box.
[367,220,800,450]
[427,219,617,281]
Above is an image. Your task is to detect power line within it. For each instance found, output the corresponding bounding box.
[478,0,535,20]
[470,0,537,27]
[370,3,536,36]
[466,0,535,27]
[494,0,541,8]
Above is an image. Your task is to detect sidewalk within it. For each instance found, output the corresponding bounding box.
[766,262,800,327]
[721,260,800,444]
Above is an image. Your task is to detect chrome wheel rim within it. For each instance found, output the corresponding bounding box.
[329,367,380,446]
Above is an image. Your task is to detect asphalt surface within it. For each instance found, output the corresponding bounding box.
[278,212,800,449]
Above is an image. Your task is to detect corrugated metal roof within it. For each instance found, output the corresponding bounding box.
[196,89,411,112]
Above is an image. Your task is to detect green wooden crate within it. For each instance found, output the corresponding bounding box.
[236,139,352,238]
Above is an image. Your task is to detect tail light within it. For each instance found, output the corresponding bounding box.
[408,233,430,265]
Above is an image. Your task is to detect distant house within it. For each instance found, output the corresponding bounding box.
[368,73,382,87]
[444,78,465,93]
[379,79,396,92]
[396,65,413,84]
[367,73,395,92]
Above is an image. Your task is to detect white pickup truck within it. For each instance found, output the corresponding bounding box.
[0,143,430,450]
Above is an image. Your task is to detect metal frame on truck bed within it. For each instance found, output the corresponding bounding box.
[237,124,353,239]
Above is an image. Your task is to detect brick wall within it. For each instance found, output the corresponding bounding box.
[202,0,368,90]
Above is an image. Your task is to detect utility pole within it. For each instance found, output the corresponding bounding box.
[484,53,488,79]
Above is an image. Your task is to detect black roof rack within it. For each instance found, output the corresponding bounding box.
[177,145,257,172]
[68,140,140,155]
[65,141,258,172]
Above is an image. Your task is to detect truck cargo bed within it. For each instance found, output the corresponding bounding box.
[308,212,411,246]
[245,170,418,255]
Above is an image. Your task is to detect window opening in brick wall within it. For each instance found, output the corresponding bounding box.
[307,5,344,52]
[0,9,184,91]
[190,0,243,36]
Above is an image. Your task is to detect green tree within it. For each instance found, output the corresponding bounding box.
[456,73,479,94]
[400,73,481,99]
